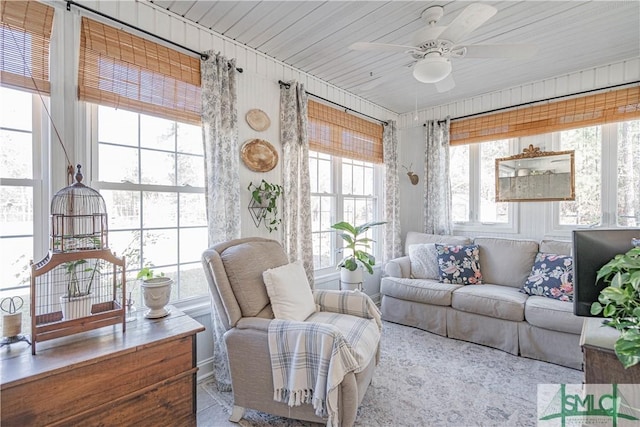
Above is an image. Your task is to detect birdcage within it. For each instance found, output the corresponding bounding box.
[50,165,108,252]
[30,165,125,354]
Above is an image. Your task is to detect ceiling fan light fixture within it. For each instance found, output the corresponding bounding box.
[413,56,452,83]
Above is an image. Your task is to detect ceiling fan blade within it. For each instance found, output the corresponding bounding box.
[461,44,539,59]
[435,74,455,93]
[349,42,415,52]
[438,3,497,43]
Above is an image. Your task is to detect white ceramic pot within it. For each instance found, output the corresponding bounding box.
[60,294,93,321]
[141,277,173,318]
[340,267,363,291]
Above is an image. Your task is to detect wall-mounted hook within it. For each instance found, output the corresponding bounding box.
[402,164,419,185]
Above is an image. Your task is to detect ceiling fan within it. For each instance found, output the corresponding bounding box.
[350,3,538,93]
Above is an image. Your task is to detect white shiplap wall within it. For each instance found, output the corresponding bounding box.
[65,0,397,243]
[396,58,640,243]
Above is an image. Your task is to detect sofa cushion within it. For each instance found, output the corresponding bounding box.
[473,237,539,288]
[451,284,527,321]
[380,277,462,306]
[263,261,316,321]
[539,239,572,256]
[435,244,483,285]
[521,252,574,302]
[408,243,439,280]
[220,241,289,317]
[404,231,471,255]
[524,296,584,334]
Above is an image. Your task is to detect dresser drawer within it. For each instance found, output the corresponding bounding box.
[1,335,194,426]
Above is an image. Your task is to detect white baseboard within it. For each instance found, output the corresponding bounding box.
[197,356,214,382]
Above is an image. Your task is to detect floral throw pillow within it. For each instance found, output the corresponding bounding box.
[521,252,574,302]
[435,244,483,285]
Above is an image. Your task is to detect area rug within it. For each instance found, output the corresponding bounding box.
[201,321,582,426]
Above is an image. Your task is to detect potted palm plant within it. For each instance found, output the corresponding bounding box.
[590,241,640,368]
[331,220,386,290]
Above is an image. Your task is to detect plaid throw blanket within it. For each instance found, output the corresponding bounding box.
[313,289,382,332]
[268,291,381,427]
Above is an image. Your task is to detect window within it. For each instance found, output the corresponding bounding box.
[617,120,640,227]
[450,139,516,230]
[309,150,382,274]
[0,87,44,314]
[307,100,384,275]
[548,120,638,233]
[557,126,602,226]
[92,105,208,301]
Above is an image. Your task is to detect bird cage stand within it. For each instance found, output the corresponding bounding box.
[30,250,126,354]
[30,165,126,354]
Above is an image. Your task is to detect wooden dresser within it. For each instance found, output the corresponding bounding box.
[580,317,640,383]
[1,306,204,426]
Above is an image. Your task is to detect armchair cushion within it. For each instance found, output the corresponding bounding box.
[220,240,289,317]
[263,261,316,321]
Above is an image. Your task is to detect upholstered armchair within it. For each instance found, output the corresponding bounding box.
[202,237,381,426]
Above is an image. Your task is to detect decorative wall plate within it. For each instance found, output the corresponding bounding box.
[241,139,278,172]
[246,109,271,131]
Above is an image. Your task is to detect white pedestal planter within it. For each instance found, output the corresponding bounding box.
[59,294,92,321]
[340,268,363,291]
[141,277,173,318]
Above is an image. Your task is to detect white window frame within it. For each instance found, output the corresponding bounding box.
[310,151,384,278]
[546,122,629,237]
[88,104,208,304]
[0,89,48,294]
[452,139,520,234]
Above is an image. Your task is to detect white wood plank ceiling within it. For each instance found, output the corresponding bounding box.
[150,1,640,114]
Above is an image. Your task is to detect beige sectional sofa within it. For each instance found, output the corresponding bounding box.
[380,232,584,370]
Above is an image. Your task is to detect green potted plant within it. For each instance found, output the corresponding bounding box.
[590,243,640,368]
[60,259,99,320]
[331,220,386,290]
[247,180,283,233]
[136,266,172,319]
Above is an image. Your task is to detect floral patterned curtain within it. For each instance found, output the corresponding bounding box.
[201,51,238,391]
[383,120,402,261]
[424,118,452,235]
[280,81,314,286]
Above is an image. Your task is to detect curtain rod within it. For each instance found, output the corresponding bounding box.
[424,80,640,126]
[66,0,243,73]
[278,80,388,126]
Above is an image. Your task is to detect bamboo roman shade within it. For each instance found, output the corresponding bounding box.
[0,0,54,93]
[450,86,640,145]
[78,17,202,124]
[308,100,384,163]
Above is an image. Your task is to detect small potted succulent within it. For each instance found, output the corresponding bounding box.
[590,241,640,368]
[331,220,386,290]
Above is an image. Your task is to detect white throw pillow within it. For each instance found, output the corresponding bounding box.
[408,243,440,280]
[262,261,316,321]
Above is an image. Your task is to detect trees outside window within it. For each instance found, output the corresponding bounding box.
[309,151,381,274]
[93,105,208,301]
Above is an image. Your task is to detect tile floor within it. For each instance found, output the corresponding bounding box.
[197,380,237,427]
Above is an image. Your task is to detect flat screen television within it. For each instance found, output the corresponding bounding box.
[573,228,640,317]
